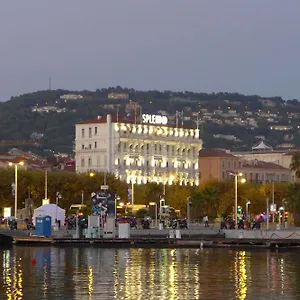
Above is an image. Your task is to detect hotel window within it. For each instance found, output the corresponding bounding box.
[146,144,149,150]
[81,157,85,167]
[95,127,98,135]
[81,128,85,138]
[88,157,92,167]
[166,162,169,167]
[222,160,225,168]
[159,145,162,151]
[222,171,225,179]
[233,161,237,169]
[89,144,92,149]
[81,144,84,150]
[89,127,92,138]
[166,145,169,152]
[94,141,97,149]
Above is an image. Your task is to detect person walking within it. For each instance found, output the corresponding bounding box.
[203,215,209,227]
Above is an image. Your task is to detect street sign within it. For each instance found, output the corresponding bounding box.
[101,185,109,190]
[270,204,277,213]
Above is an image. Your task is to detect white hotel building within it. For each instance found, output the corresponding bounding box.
[75,114,202,185]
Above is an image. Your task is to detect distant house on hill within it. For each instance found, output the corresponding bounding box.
[108,93,129,100]
[60,94,83,100]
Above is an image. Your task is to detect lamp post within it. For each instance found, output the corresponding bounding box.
[246,200,251,223]
[159,196,165,222]
[149,202,158,228]
[229,172,246,227]
[9,161,24,218]
[187,197,191,229]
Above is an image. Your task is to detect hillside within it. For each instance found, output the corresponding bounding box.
[1,87,300,154]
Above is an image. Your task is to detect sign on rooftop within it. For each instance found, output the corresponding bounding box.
[142,114,168,125]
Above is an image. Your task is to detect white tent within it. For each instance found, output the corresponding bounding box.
[33,204,66,226]
[251,140,273,151]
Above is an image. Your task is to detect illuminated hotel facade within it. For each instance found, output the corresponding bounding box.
[75,114,202,185]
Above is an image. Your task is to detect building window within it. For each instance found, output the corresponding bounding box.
[89,127,92,138]
[222,160,225,168]
[166,162,169,167]
[88,157,92,167]
[94,141,97,149]
[81,128,85,138]
[95,127,98,135]
[146,144,149,150]
[81,157,85,167]
[234,161,237,169]
[166,145,169,152]
[89,144,92,149]
[222,171,225,179]
[81,144,84,150]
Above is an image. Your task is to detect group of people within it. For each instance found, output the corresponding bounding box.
[220,216,263,230]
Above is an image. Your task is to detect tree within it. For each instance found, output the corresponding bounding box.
[290,152,300,179]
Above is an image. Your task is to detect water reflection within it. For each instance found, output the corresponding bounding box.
[0,247,300,299]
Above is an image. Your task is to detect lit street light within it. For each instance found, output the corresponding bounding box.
[9,161,24,218]
[228,172,246,227]
[246,200,251,223]
[149,202,158,228]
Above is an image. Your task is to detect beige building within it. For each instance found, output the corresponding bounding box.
[199,148,293,183]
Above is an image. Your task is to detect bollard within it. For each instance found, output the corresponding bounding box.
[169,230,175,238]
[276,224,280,230]
[175,229,181,239]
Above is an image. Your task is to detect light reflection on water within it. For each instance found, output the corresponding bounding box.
[0,246,300,299]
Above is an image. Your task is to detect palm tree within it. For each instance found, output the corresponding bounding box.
[290,153,300,179]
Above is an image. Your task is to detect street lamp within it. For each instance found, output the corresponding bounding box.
[149,202,158,228]
[159,196,165,222]
[246,200,251,223]
[229,172,246,227]
[9,161,24,218]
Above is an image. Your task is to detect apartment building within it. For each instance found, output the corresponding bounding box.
[199,148,293,183]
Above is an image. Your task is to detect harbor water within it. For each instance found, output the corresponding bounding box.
[0,246,299,299]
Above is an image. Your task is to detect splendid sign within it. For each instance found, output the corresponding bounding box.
[142,114,168,125]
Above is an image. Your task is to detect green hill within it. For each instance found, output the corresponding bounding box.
[1,87,299,153]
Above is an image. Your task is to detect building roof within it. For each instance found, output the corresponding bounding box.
[283,150,300,156]
[251,140,273,151]
[78,114,197,129]
[199,149,237,158]
[242,159,288,170]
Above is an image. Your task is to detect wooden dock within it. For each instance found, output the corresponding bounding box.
[10,235,300,249]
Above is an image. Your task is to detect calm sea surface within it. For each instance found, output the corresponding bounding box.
[0,246,300,300]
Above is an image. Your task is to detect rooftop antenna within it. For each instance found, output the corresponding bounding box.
[196,112,200,130]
